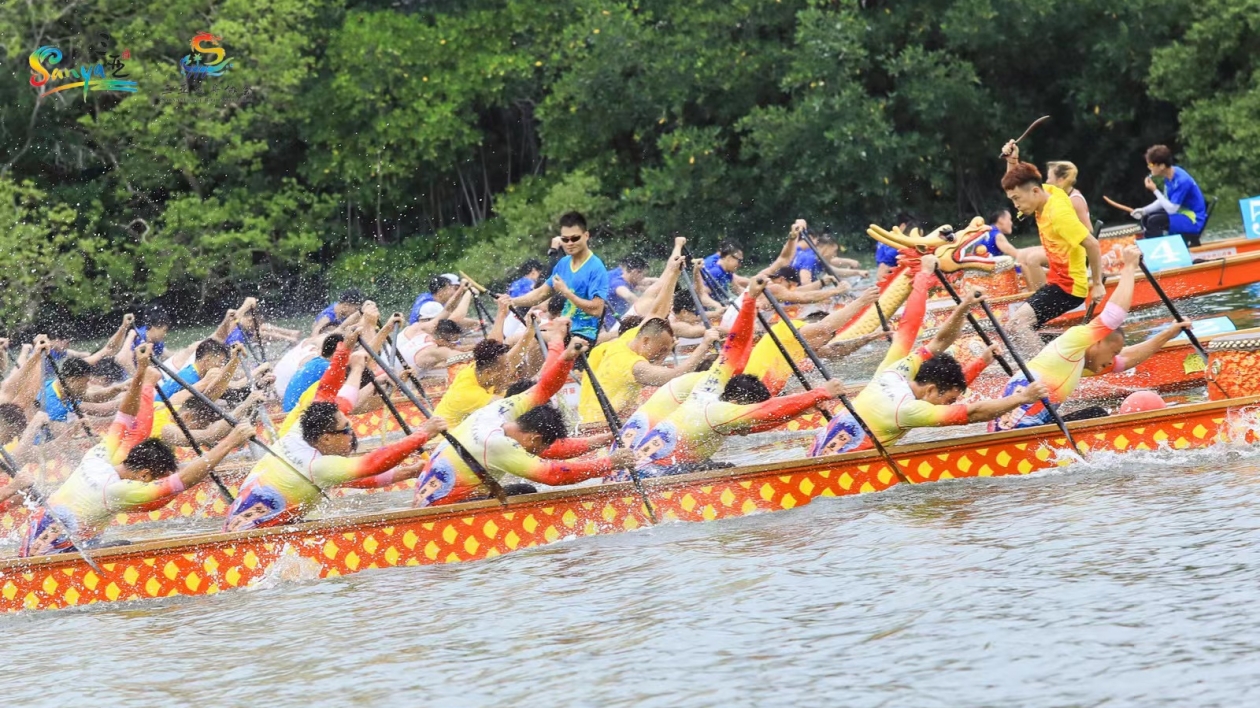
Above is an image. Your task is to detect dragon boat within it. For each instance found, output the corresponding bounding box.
[2,392,1257,614]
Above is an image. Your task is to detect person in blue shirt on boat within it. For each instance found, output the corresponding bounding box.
[508,260,544,299]
[38,315,134,382]
[408,274,459,325]
[1132,144,1209,248]
[875,213,919,284]
[972,208,1019,260]
[605,254,648,318]
[5,336,127,425]
[157,338,236,399]
[312,289,365,336]
[791,230,868,285]
[114,308,172,376]
[283,333,341,412]
[509,211,610,343]
[701,241,745,300]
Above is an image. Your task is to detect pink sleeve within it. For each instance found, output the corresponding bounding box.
[1098,302,1127,330]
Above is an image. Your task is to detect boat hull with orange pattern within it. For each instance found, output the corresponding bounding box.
[2,394,1256,614]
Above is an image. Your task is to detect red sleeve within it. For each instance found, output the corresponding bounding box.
[348,428,432,477]
[724,294,759,375]
[315,343,352,412]
[962,356,988,385]
[895,271,932,355]
[527,456,616,486]
[527,340,574,406]
[711,388,831,433]
[540,435,606,459]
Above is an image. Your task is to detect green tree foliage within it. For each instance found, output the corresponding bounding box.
[0,0,1243,329]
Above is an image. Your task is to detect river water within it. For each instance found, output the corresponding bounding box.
[3,256,1259,707]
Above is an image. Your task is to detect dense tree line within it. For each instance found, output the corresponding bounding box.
[0,0,1252,328]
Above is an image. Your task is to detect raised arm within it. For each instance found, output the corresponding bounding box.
[1108,246,1142,313]
[928,288,985,356]
[804,287,880,341]
[85,313,135,365]
[879,259,935,370]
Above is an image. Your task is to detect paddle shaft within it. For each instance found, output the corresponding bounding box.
[573,353,657,523]
[469,293,492,339]
[932,268,1015,376]
[1137,258,1209,360]
[976,300,1081,454]
[762,290,910,484]
[152,382,235,502]
[48,355,93,437]
[151,357,331,502]
[368,375,413,436]
[0,446,101,571]
[356,340,508,506]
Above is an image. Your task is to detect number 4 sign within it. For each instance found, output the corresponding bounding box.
[1136,235,1193,271]
[1240,196,1260,239]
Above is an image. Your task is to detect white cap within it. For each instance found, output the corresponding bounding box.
[440,273,459,285]
[418,301,445,320]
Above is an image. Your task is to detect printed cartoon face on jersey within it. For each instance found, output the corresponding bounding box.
[634,424,678,466]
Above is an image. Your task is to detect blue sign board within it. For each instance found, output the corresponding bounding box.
[1241,196,1260,239]
[1163,316,1236,342]
[1136,235,1193,272]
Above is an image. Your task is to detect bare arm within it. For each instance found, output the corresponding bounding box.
[928,289,984,356]
[631,331,719,386]
[1116,321,1192,370]
[966,383,1046,423]
[510,282,555,309]
[1084,235,1104,292]
[175,424,253,488]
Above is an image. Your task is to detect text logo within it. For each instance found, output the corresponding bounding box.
[180,33,232,77]
[29,42,136,97]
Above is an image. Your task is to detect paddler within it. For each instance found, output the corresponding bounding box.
[414,324,632,508]
[809,255,1047,457]
[19,344,254,557]
[1000,144,1106,331]
[224,327,448,531]
[628,277,850,478]
[990,245,1193,431]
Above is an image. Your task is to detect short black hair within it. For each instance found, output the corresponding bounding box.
[338,288,365,306]
[519,259,544,276]
[673,293,698,315]
[717,240,742,258]
[473,339,509,370]
[771,266,799,283]
[0,403,26,435]
[558,211,587,231]
[894,212,919,231]
[321,333,345,358]
[803,311,828,323]
[1145,144,1173,167]
[812,232,837,247]
[637,317,673,338]
[988,207,1012,224]
[428,276,454,295]
[181,395,220,427]
[123,439,178,478]
[621,254,648,272]
[146,307,172,329]
[434,319,462,340]
[220,385,251,408]
[517,405,567,446]
[505,379,535,397]
[300,401,343,446]
[90,359,127,383]
[61,357,91,380]
[546,294,566,317]
[195,338,229,362]
[913,353,967,393]
[720,374,771,404]
[619,315,644,332]
[46,322,73,340]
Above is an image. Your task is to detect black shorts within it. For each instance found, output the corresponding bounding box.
[1026,284,1084,328]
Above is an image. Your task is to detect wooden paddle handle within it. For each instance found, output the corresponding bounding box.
[1014,115,1050,144]
[457,270,488,294]
[1103,195,1137,214]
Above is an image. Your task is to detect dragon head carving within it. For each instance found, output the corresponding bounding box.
[867,217,1013,274]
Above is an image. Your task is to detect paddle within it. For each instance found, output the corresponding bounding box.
[572,352,657,523]
[1103,195,1137,214]
[153,382,235,502]
[356,339,509,506]
[0,446,102,571]
[249,315,267,363]
[800,227,892,342]
[933,268,1015,376]
[1013,115,1051,144]
[975,298,1083,456]
[762,289,910,485]
[679,262,721,355]
[237,354,283,444]
[1134,255,1228,397]
[150,356,333,502]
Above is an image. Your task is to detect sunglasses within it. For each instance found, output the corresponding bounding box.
[559,235,583,244]
[728,254,744,264]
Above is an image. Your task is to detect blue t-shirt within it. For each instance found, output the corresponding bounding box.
[875,243,900,268]
[508,276,536,299]
[159,363,201,399]
[225,326,248,347]
[315,304,340,328]
[1164,167,1208,231]
[407,294,436,325]
[42,349,67,381]
[605,267,633,316]
[38,380,70,422]
[702,253,734,295]
[283,357,331,412]
[974,226,1003,257]
[791,247,823,279]
[549,253,610,340]
[132,326,166,360]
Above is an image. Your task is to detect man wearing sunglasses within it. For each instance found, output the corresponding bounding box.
[509,211,609,344]
[224,327,447,531]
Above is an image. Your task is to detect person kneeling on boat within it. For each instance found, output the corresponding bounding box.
[628,277,849,478]
[810,256,1047,457]
[990,245,1192,431]
[225,331,447,532]
[414,328,630,508]
[19,345,254,557]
